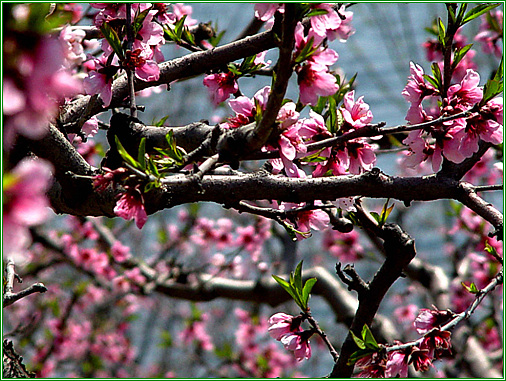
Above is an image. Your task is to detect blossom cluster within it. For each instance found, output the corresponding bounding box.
[268,313,312,362]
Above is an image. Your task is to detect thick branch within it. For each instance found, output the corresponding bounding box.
[457,182,503,238]
[60,29,278,129]
[331,222,417,377]
[245,4,297,151]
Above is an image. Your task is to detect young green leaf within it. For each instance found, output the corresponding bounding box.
[350,330,366,350]
[132,7,151,37]
[153,115,170,127]
[115,136,141,169]
[481,57,503,105]
[452,44,473,70]
[461,281,480,294]
[461,3,500,26]
[347,349,377,365]
[301,277,317,308]
[361,324,379,350]
[137,137,146,170]
[272,274,299,303]
[437,17,446,47]
[379,199,394,225]
[293,260,304,292]
[306,8,329,17]
[100,22,124,60]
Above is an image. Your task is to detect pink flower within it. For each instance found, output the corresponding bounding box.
[414,308,452,335]
[421,329,452,359]
[409,348,433,372]
[83,54,118,107]
[297,62,339,106]
[394,304,419,324]
[346,140,376,174]
[298,110,333,141]
[322,229,363,261]
[475,10,503,58]
[341,90,373,129]
[123,47,160,82]
[113,186,148,229]
[59,26,86,66]
[179,314,214,351]
[93,167,128,192]
[170,3,198,26]
[111,240,131,263]
[309,3,342,38]
[203,71,238,106]
[402,62,436,113]
[326,5,355,42]
[4,37,82,147]
[447,69,483,109]
[276,125,307,178]
[446,97,503,161]
[254,3,283,21]
[280,333,311,361]
[294,22,339,67]
[268,313,301,340]
[385,350,409,378]
[3,158,53,257]
[355,351,387,377]
[279,202,330,239]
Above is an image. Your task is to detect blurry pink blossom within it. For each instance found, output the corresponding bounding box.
[3,158,53,257]
[4,37,82,147]
[475,10,503,57]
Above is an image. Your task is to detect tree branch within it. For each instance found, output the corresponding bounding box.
[3,258,47,308]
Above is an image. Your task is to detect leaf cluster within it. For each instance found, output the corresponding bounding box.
[272,261,317,312]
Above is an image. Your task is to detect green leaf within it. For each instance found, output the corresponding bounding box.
[115,136,141,169]
[100,22,124,60]
[163,130,185,164]
[361,324,379,350]
[137,137,146,170]
[452,44,473,70]
[306,8,329,17]
[272,274,299,302]
[379,199,394,225]
[462,3,500,25]
[484,241,499,257]
[301,278,317,308]
[153,115,170,127]
[437,17,446,46]
[350,330,366,350]
[461,281,480,294]
[300,152,328,163]
[132,7,151,36]
[293,260,304,292]
[481,58,503,105]
[347,348,377,365]
[455,3,468,25]
[370,212,381,224]
[312,96,328,115]
[326,97,337,134]
[423,74,440,91]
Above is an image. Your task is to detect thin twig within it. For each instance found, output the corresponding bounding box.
[304,312,339,362]
[473,184,503,193]
[386,270,503,352]
[3,258,47,308]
